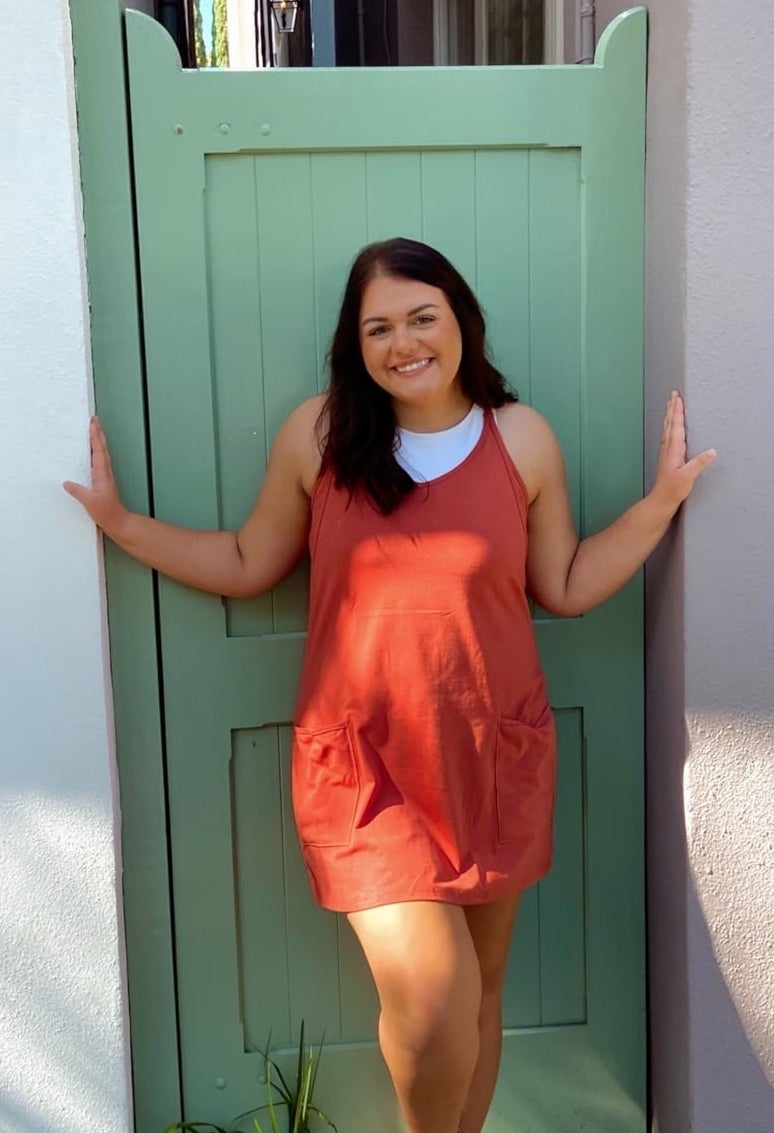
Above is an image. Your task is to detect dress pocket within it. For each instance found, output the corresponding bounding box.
[291,723,360,848]
[494,710,557,845]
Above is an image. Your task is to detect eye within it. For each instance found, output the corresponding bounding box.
[414,314,436,326]
[367,324,389,337]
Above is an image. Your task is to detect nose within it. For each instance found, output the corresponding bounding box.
[392,323,419,357]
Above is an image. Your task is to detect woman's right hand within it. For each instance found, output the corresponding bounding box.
[60,398,319,598]
[63,416,129,537]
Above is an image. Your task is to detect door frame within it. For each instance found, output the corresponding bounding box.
[69,2,646,1129]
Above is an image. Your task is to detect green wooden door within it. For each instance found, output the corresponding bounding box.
[120,8,646,1131]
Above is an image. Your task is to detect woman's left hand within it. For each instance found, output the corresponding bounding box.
[650,391,716,514]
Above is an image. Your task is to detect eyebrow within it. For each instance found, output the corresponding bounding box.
[361,303,439,327]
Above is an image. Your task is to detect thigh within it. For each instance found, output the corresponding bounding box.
[347,901,481,1017]
[463,893,521,995]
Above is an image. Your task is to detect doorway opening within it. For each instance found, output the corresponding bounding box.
[147,1,566,70]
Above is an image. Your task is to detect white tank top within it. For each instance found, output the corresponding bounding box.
[395,404,486,483]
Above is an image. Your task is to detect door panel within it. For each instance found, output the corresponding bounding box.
[124,8,646,1130]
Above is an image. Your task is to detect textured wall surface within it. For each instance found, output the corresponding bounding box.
[0,3,132,1133]
[683,1,774,1127]
[597,2,774,1131]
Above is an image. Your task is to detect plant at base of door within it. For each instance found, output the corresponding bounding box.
[163,1019,339,1133]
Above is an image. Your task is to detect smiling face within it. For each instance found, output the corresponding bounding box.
[358,273,469,429]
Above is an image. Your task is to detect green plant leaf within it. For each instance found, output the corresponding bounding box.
[252,1032,290,1106]
[230,1103,272,1129]
[307,1104,339,1133]
[306,1029,327,1102]
[234,1018,335,1133]
[266,1054,292,1105]
[231,1108,256,1125]
[295,1020,305,1099]
[265,1061,282,1133]
[298,1054,313,1120]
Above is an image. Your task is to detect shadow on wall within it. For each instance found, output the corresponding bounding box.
[648,797,774,1133]
[647,529,774,1133]
[650,846,774,1133]
[687,878,774,1128]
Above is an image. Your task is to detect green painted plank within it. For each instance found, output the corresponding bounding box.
[204,153,275,639]
[254,154,320,440]
[474,150,531,401]
[253,154,318,635]
[539,709,586,1025]
[232,728,291,1053]
[278,729,344,1041]
[161,606,242,1064]
[581,14,647,1107]
[226,634,306,727]
[68,4,180,1132]
[585,10,647,531]
[420,150,477,281]
[310,152,369,376]
[528,149,582,531]
[127,51,219,530]
[366,152,422,242]
[502,884,541,1028]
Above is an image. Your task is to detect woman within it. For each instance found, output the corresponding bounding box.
[64,237,715,1133]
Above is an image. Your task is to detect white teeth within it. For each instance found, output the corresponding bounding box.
[395,358,431,374]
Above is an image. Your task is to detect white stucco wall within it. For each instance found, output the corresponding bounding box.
[0,3,132,1133]
[683,1,774,1126]
[597,1,774,1130]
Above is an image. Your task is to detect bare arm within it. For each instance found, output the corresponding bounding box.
[63,398,324,598]
[501,392,716,617]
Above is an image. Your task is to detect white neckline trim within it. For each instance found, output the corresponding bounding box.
[395,405,485,483]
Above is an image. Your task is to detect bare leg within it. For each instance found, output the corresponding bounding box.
[347,901,482,1133]
[458,893,522,1133]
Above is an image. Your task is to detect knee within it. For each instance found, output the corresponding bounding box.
[381,962,482,1055]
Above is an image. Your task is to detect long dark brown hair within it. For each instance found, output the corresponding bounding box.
[321,237,518,514]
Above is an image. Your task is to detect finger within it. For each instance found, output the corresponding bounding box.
[96,419,116,479]
[660,390,678,452]
[90,419,114,483]
[659,393,673,450]
[62,480,88,504]
[684,448,717,481]
[666,393,686,461]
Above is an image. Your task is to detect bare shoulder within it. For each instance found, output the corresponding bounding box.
[282,392,327,436]
[495,402,563,503]
[274,393,327,497]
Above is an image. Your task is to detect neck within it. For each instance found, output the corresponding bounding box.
[393,393,473,433]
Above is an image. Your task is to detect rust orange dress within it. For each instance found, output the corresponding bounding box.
[291,409,556,913]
